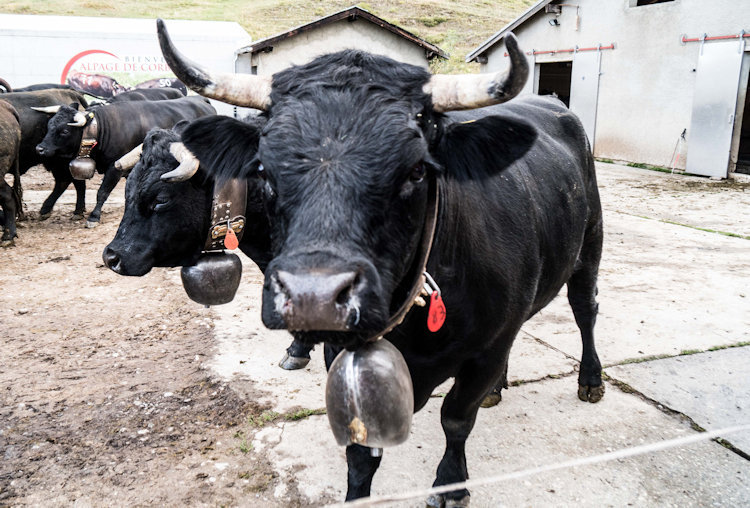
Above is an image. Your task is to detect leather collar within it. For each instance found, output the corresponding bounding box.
[204,179,247,252]
[77,112,98,158]
[368,176,440,341]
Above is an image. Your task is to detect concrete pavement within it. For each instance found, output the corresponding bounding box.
[207,162,750,506]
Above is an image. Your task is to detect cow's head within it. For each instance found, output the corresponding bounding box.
[34,103,87,158]
[158,20,535,348]
[103,118,269,276]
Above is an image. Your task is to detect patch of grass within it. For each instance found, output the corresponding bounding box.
[596,158,615,164]
[234,430,253,453]
[247,410,279,427]
[626,162,673,174]
[659,219,750,241]
[284,408,327,421]
[707,341,750,352]
[418,15,448,27]
[679,349,702,356]
[613,353,673,366]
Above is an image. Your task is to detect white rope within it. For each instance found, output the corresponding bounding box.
[330,424,750,507]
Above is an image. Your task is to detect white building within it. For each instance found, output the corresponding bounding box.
[0,14,252,116]
[235,6,447,77]
[467,0,750,178]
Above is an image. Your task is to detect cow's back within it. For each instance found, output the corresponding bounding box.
[436,95,600,332]
[94,97,215,162]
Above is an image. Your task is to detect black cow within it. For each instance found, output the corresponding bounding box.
[12,83,72,93]
[0,100,22,246]
[159,21,604,506]
[105,87,184,104]
[1,89,90,220]
[102,121,314,370]
[36,96,215,227]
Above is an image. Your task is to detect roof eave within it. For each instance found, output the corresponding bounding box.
[465,0,554,62]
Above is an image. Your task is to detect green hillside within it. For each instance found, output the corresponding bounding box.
[1,0,535,73]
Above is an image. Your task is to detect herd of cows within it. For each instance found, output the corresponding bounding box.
[2,19,606,505]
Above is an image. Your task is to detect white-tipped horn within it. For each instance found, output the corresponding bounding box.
[426,33,528,112]
[161,142,199,182]
[115,143,143,172]
[31,105,62,114]
[157,19,272,110]
[67,111,87,127]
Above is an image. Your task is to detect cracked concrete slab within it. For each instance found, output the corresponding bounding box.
[607,346,750,455]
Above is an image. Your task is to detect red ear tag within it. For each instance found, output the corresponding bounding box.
[427,292,446,332]
[224,227,239,250]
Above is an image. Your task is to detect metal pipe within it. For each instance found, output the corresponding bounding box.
[503,44,615,57]
[682,33,750,44]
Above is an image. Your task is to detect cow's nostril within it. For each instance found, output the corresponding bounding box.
[102,246,121,271]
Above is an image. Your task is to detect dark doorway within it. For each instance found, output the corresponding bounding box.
[538,61,572,107]
[736,76,750,174]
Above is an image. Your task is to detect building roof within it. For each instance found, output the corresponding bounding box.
[236,6,448,60]
[465,0,554,62]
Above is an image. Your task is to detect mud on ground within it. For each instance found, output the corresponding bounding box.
[1,167,297,506]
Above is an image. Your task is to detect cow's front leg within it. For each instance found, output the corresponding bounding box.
[71,178,86,219]
[345,444,382,501]
[278,338,313,370]
[39,176,71,219]
[429,348,513,508]
[86,165,121,227]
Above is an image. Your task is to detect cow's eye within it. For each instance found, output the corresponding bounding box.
[62,129,70,136]
[257,163,266,180]
[410,163,426,182]
[151,195,171,213]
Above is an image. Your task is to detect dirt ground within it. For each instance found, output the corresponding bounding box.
[1,164,748,506]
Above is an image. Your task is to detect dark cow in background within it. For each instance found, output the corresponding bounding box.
[36,96,215,227]
[0,100,22,246]
[1,89,90,221]
[160,20,604,506]
[105,87,184,104]
[12,83,72,93]
[67,72,127,99]
[102,121,314,370]
[134,77,188,97]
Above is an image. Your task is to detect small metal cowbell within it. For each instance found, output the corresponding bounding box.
[180,252,242,306]
[325,339,414,448]
[69,157,96,180]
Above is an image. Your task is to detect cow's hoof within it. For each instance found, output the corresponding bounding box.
[85,220,99,228]
[278,353,311,370]
[71,213,84,221]
[1,239,14,248]
[426,494,470,507]
[480,388,502,408]
[39,212,51,221]
[578,383,605,403]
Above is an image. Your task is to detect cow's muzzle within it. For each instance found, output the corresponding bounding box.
[263,254,385,333]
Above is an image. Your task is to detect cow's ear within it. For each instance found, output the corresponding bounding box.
[438,114,537,181]
[171,120,190,136]
[181,116,262,182]
[69,102,80,110]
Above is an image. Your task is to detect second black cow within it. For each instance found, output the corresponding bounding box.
[36,95,215,227]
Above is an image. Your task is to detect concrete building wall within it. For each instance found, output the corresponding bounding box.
[241,18,430,77]
[481,0,750,171]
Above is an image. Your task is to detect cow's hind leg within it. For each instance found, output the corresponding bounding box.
[86,165,120,227]
[567,221,604,403]
[0,179,18,247]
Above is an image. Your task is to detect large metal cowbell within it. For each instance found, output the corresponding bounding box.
[686,38,746,178]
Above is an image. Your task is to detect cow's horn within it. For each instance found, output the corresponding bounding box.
[67,111,87,127]
[156,19,271,110]
[31,105,62,114]
[427,33,528,112]
[0,78,12,93]
[115,144,143,172]
[161,142,199,182]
